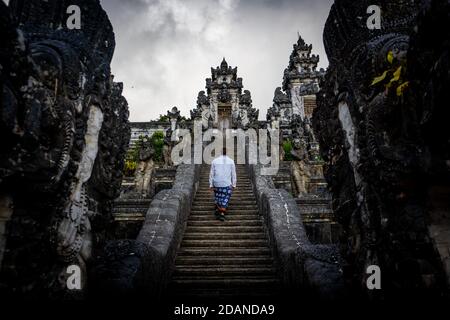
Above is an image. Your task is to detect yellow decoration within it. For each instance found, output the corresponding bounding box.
[371,70,389,86]
[387,51,394,64]
[396,81,409,96]
[390,66,402,83]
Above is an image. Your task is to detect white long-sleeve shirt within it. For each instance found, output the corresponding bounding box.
[209,155,237,188]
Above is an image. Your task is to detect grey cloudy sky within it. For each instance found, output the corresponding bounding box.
[101,0,334,121]
[4,0,334,121]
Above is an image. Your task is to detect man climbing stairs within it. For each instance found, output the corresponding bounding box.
[169,165,280,298]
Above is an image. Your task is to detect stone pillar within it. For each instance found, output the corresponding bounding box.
[290,86,305,120]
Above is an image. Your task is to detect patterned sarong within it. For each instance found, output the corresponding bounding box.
[214,186,233,210]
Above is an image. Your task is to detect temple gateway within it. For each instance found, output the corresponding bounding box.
[190,58,259,130]
[130,36,325,139]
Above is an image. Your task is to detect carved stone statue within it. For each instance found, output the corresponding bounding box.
[167,106,181,131]
[163,128,174,168]
[135,138,155,196]
[0,0,129,297]
[313,0,450,295]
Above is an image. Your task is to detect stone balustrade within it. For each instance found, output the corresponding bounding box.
[247,164,345,298]
[91,164,200,297]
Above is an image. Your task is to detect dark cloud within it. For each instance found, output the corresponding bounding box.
[6,0,334,120]
[4,0,334,120]
[73,1,337,120]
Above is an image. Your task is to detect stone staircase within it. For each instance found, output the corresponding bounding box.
[169,164,280,298]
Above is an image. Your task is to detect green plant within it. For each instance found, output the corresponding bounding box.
[127,135,147,162]
[158,114,169,122]
[123,135,147,176]
[123,159,137,177]
[282,140,293,161]
[150,131,164,162]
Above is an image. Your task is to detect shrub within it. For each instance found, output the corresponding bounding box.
[124,159,137,177]
[282,140,293,161]
[150,131,164,163]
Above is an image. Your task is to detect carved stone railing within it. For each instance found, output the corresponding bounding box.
[247,164,345,298]
[91,164,200,297]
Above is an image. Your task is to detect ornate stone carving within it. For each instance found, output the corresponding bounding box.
[313,0,449,295]
[196,91,209,108]
[190,58,257,129]
[167,106,181,131]
[163,128,174,168]
[134,137,155,197]
[0,0,129,297]
[240,90,252,106]
[218,84,232,103]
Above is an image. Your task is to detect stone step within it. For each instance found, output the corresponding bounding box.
[191,207,259,217]
[302,213,334,220]
[201,172,248,175]
[196,192,255,197]
[200,177,249,181]
[112,207,149,214]
[113,214,145,221]
[196,192,254,196]
[192,205,257,211]
[197,184,253,194]
[194,194,254,199]
[198,180,253,189]
[181,239,269,248]
[168,288,277,298]
[198,187,253,191]
[300,205,332,212]
[197,187,253,191]
[193,200,256,205]
[182,232,266,240]
[175,256,274,266]
[199,179,251,183]
[200,176,249,179]
[173,267,276,277]
[121,182,134,187]
[178,247,271,257]
[194,199,256,203]
[199,182,251,186]
[186,221,263,228]
[192,206,258,211]
[171,277,279,288]
[188,215,260,221]
[191,210,258,215]
[190,211,259,216]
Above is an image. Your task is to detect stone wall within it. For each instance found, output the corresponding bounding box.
[0,0,129,298]
[130,121,171,148]
[313,0,450,297]
[91,165,200,297]
[247,165,344,298]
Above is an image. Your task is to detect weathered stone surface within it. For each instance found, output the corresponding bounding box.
[313,0,450,297]
[248,165,344,298]
[0,0,129,298]
[90,240,159,297]
[93,165,200,296]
